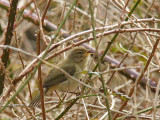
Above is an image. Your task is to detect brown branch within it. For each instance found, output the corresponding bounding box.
[0,62,36,120]
[11,28,159,89]
[113,39,160,120]
[34,0,47,119]
[82,43,158,91]
[37,31,46,119]
[106,34,137,85]
[41,0,52,26]
[0,0,158,100]
[0,0,19,95]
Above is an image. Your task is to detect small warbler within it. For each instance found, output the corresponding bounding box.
[29,46,90,107]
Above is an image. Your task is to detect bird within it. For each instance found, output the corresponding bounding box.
[29,46,90,107]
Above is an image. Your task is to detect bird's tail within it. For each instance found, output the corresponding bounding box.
[29,89,48,108]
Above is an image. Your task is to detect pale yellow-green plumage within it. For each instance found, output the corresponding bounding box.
[29,46,90,107]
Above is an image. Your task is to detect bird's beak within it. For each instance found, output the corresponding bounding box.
[85,50,93,56]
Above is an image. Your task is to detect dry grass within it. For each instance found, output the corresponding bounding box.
[0,0,160,120]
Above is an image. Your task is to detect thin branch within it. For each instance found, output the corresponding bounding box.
[41,0,52,26]
[113,39,160,120]
[1,0,160,38]
[33,0,46,119]
[0,0,19,95]
[0,0,79,113]
[10,27,159,90]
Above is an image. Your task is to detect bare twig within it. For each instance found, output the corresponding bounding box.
[0,0,19,95]
[33,0,48,119]
[10,27,159,91]
[113,39,160,120]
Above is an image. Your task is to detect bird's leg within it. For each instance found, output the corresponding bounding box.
[55,90,68,104]
[54,90,61,101]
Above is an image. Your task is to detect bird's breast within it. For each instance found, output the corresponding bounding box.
[56,66,83,92]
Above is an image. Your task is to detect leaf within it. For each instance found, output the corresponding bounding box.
[81,70,88,74]
[81,70,100,76]
[111,92,131,101]
[88,71,100,76]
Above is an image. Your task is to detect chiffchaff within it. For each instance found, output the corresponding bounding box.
[29,46,90,107]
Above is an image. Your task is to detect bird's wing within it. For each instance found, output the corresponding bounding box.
[43,64,76,89]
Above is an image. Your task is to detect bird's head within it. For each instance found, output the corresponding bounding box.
[67,47,91,63]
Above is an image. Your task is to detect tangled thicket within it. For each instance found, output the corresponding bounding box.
[0,0,160,120]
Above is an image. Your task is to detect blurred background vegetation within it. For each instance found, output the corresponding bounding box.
[0,0,160,119]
